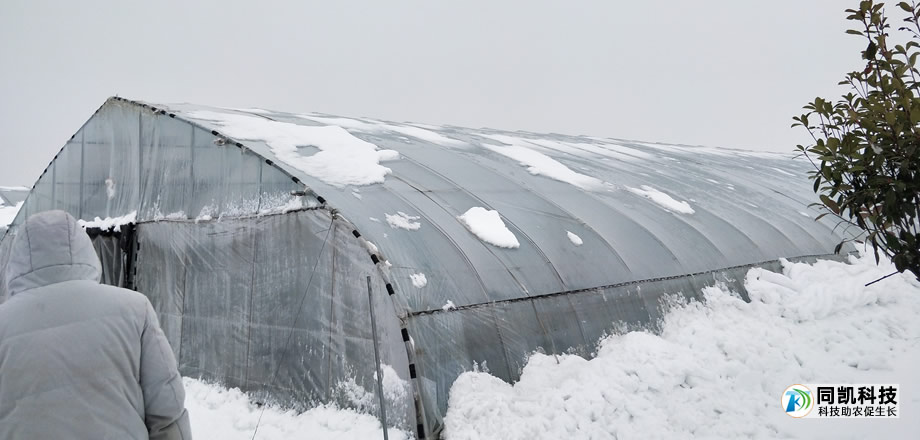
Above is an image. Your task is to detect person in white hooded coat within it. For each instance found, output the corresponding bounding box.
[0,210,191,439]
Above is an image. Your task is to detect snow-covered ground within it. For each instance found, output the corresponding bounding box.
[184,378,408,440]
[186,251,919,439]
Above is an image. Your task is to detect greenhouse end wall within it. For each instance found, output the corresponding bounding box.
[134,210,414,431]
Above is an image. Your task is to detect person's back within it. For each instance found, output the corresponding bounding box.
[0,210,191,440]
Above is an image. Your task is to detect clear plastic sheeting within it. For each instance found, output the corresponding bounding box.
[164,102,853,313]
[5,100,307,234]
[0,98,857,439]
[134,210,413,431]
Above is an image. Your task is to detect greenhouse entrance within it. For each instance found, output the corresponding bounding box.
[86,224,137,289]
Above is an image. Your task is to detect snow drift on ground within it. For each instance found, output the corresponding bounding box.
[444,252,920,439]
[457,207,520,249]
[185,378,407,440]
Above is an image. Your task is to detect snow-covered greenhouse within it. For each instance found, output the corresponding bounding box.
[0,97,852,438]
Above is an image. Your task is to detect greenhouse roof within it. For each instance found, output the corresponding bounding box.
[126,99,850,313]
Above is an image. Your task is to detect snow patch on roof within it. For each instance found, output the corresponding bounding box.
[482,141,605,190]
[566,231,583,246]
[410,273,428,288]
[186,110,396,187]
[485,134,650,163]
[303,115,466,147]
[78,211,137,232]
[771,167,796,177]
[627,185,695,214]
[385,212,421,230]
[458,207,520,249]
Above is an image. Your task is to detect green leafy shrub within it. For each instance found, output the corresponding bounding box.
[794,0,920,279]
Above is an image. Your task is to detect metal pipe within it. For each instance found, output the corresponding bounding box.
[367,276,389,440]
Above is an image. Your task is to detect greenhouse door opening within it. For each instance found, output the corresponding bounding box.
[86,224,137,290]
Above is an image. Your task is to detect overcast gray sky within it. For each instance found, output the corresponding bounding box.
[1,0,864,185]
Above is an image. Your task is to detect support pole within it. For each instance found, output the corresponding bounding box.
[367,276,389,440]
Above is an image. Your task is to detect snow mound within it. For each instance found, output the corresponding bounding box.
[444,253,920,439]
[185,378,407,440]
[566,231,583,246]
[457,207,520,249]
[410,273,427,288]
[187,110,396,187]
[627,185,695,214]
[386,212,421,230]
[77,211,137,232]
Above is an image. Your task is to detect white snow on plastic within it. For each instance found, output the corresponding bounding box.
[442,300,457,311]
[457,207,520,249]
[374,364,411,411]
[377,149,400,161]
[105,178,116,199]
[385,212,421,230]
[485,134,654,163]
[482,142,605,190]
[303,115,466,147]
[153,210,188,221]
[364,240,379,254]
[77,211,137,232]
[186,110,397,187]
[383,124,466,147]
[627,185,695,214]
[772,167,796,177]
[444,253,920,439]
[566,231,583,246]
[0,201,23,229]
[410,273,428,288]
[184,378,407,440]
[227,107,272,114]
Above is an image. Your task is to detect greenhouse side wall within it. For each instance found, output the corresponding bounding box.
[407,256,841,435]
